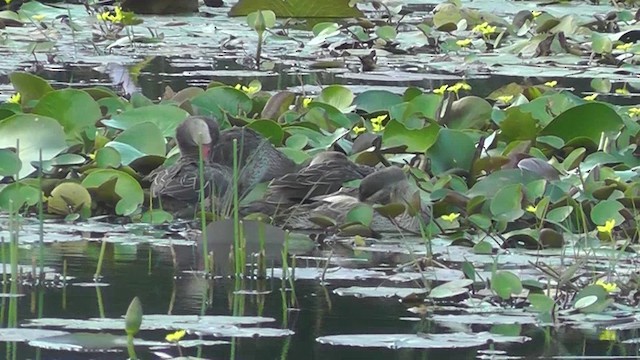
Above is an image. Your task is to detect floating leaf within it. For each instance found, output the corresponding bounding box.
[229,0,364,18]
[82,169,143,216]
[8,72,53,104]
[102,105,189,138]
[382,120,439,152]
[491,270,523,300]
[0,149,21,177]
[354,90,402,114]
[47,182,92,216]
[540,103,623,146]
[0,114,67,179]
[32,89,101,142]
[0,182,41,212]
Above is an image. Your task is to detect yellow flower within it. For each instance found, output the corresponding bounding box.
[456,38,472,47]
[165,329,186,343]
[595,279,618,293]
[302,97,312,108]
[598,329,617,342]
[7,92,20,104]
[370,114,387,132]
[497,95,513,104]
[526,205,537,213]
[441,212,460,222]
[97,6,124,23]
[596,219,615,235]
[32,14,45,21]
[433,84,448,95]
[352,125,366,135]
[4,0,11,4]
[583,94,598,101]
[472,22,496,36]
[531,11,542,18]
[544,80,557,87]
[615,87,630,95]
[628,107,640,117]
[234,83,259,95]
[616,42,633,51]
[447,82,471,95]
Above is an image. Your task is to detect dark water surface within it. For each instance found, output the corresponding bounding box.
[0,235,638,359]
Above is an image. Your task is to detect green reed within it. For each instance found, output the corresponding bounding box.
[94,237,107,280]
[197,142,210,273]
[232,139,245,276]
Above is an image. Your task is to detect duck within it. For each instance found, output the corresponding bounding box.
[192,116,299,196]
[145,116,232,216]
[239,151,376,216]
[260,166,431,234]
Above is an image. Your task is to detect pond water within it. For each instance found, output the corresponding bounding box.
[0,216,637,359]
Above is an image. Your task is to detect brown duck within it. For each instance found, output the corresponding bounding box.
[192,116,298,196]
[240,151,376,216]
[146,116,231,216]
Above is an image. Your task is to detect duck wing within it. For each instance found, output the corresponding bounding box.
[149,159,231,203]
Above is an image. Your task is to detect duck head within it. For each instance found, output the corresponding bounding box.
[176,116,215,159]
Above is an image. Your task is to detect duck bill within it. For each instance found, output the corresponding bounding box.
[201,143,212,159]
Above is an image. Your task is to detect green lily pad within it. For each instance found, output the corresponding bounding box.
[8,72,53,104]
[429,279,473,299]
[47,182,92,216]
[111,122,166,157]
[316,85,355,113]
[82,169,144,216]
[590,199,624,226]
[442,96,492,130]
[491,270,523,300]
[428,129,475,174]
[528,293,555,313]
[540,103,623,146]
[95,147,122,169]
[247,120,284,146]
[0,114,67,179]
[191,87,253,122]
[354,90,402,114]
[102,105,189,137]
[0,149,21,177]
[0,182,41,212]
[345,203,374,226]
[32,89,101,142]
[490,184,524,222]
[382,120,439,152]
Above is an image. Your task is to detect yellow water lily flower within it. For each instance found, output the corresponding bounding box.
[531,11,542,18]
[97,6,124,23]
[352,125,366,135]
[595,279,618,293]
[447,82,471,95]
[441,212,460,222]
[583,94,598,101]
[7,92,20,104]
[628,107,640,117]
[4,0,11,4]
[166,329,186,343]
[544,80,557,87]
[32,14,45,21]
[615,87,630,95]
[526,205,537,213]
[599,329,616,342]
[302,97,312,108]
[433,84,448,95]
[234,83,259,95]
[596,219,615,235]
[472,22,496,36]
[456,38,472,47]
[616,42,633,51]
[371,114,387,132]
[497,95,514,104]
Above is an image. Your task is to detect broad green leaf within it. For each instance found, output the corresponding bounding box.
[102,105,189,137]
[47,182,92,215]
[354,90,402,114]
[345,203,374,226]
[0,114,67,179]
[8,72,53,104]
[427,129,475,174]
[0,182,40,212]
[247,120,284,145]
[191,87,253,122]
[82,169,144,216]
[491,270,523,300]
[111,122,166,157]
[442,96,492,130]
[0,149,21,176]
[382,120,439,152]
[33,89,101,142]
[499,107,539,141]
[590,199,624,226]
[540,103,623,146]
[490,184,524,222]
[316,85,355,113]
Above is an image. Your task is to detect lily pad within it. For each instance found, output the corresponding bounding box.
[102,105,189,137]
[32,89,101,142]
[0,114,67,179]
[81,169,144,216]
